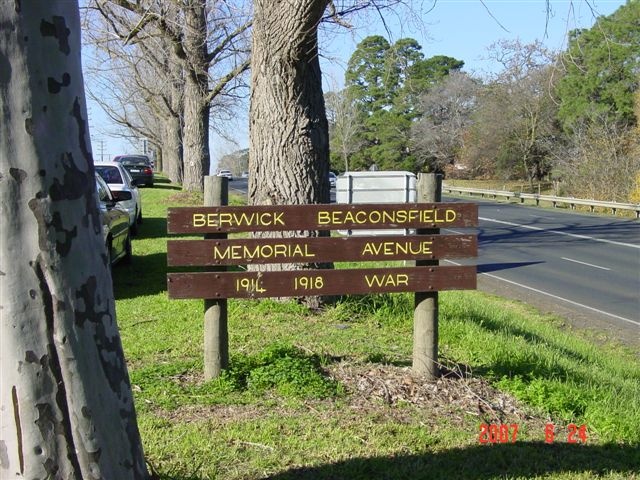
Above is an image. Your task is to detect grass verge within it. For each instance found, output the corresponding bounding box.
[112,179,640,480]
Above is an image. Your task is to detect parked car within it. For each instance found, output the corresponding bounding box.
[217,169,234,181]
[95,161,142,235]
[240,171,249,178]
[95,173,132,266]
[113,154,154,187]
[328,171,337,188]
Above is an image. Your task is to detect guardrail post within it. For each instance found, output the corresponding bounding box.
[413,173,442,379]
[204,176,228,379]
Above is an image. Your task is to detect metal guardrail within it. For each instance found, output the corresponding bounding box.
[443,185,640,218]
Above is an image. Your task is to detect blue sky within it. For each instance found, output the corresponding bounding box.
[86,0,627,165]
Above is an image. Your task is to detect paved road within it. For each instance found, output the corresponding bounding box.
[227,179,639,345]
[443,196,640,346]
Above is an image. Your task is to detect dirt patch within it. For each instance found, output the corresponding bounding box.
[153,360,551,437]
[326,361,540,428]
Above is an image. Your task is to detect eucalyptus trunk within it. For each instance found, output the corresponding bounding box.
[0,2,148,478]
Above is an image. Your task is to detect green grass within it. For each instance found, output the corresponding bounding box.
[112,178,640,480]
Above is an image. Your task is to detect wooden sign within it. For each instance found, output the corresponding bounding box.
[168,234,477,266]
[167,265,476,299]
[168,202,478,234]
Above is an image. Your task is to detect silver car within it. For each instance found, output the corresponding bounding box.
[95,174,132,266]
[95,161,142,235]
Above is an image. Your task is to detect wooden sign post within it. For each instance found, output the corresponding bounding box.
[167,174,478,380]
[203,176,228,380]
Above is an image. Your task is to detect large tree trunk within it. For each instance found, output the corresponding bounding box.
[249,0,331,207]
[163,113,183,184]
[0,3,148,478]
[181,0,210,192]
[249,0,332,308]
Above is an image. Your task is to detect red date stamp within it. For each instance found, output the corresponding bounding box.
[479,423,519,444]
[478,423,589,444]
[545,423,588,444]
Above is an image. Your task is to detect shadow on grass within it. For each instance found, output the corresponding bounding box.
[161,442,639,480]
[136,216,169,240]
[456,307,613,385]
[148,176,182,190]
[113,252,167,299]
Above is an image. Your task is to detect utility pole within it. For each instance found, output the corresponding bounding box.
[98,139,106,161]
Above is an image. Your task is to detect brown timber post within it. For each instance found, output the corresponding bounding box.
[203,176,229,379]
[413,173,442,379]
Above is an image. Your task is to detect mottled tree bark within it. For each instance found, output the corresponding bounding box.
[0,2,148,478]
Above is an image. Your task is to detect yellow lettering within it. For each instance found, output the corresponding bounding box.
[273,212,285,226]
[344,211,356,224]
[237,212,255,226]
[318,211,331,225]
[216,213,231,226]
[235,277,267,293]
[365,274,383,288]
[244,245,260,259]
[258,212,271,226]
[381,210,395,225]
[421,209,434,222]
[193,213,206,227]
[365,273,410,288]
[213,245,230,259]
[273,245,287,257]
[446,209,456,222]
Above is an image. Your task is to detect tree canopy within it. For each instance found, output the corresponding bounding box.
[342,35,463,172]
[556,0,640,130]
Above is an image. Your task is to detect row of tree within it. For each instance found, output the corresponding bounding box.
[1,1,418,476]
[328,0,640,201]
[84,0,252,191]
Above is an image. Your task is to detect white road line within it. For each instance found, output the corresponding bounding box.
[443,228,466,235]
[445,260,640,327]
[561,257,611,271]
[479,216,640,249]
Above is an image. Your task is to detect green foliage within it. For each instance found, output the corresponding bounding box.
[496,375,590,419]
[121,185,640,478]
[344,35,463,172]
[345,35,394,112]
[241,347,339,399]
[330,292,412,324]
[557,0,640,130]
[221,344,342,399]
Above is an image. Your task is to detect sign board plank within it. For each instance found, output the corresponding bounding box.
[167,265,476,299]
[168,234,477,266]
[167,202,478,234]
